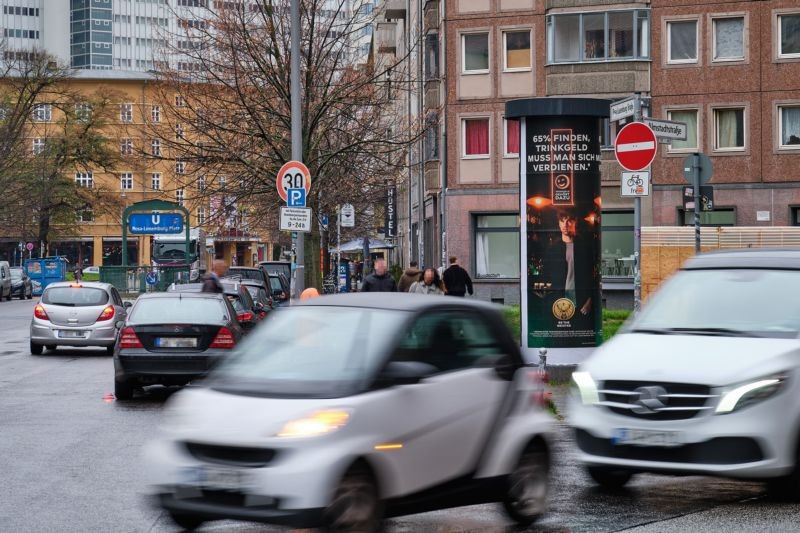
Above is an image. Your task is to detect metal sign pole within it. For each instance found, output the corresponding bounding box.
[290,0,304,296]
[633,93,642,314]
[693,153,701,253]
[337,205,341,292]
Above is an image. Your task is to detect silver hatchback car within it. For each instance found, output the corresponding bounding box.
[30,281,130,355]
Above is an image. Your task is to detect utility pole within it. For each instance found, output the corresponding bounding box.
[337,205,341,292]
[692,153,701,253]
[290,0,304,296]
[632,93,643,315]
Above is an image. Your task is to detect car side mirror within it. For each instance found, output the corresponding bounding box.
[123,301,133,308]
[378,361,436,386]
[115,320,125,329]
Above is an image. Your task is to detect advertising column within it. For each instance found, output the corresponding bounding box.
[506,99,609,364]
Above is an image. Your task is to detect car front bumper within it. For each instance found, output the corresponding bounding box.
[11,284,27,296]
[30,319,117,347]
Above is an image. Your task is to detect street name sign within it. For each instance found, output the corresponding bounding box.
[620,171,650,197]
[643,118,687,142]
[129,213,184,234]
[276,160,311,202]
[610,97,636,122]
[280,207,312,233]
[340,203,355,227]
[615,122,657,171]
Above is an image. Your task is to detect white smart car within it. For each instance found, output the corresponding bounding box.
[571,249,800,497]
[145,293,553,531]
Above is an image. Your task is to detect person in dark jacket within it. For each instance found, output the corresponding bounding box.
[201,259,226,293]
[397,261,421,292]
[360,258,397,292]
[442,256,473,297]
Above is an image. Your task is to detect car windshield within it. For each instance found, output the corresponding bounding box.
[210,307,403,397]
[244,285,267,303]
[269,277,283,291]
[42,287,108,307]
[629,269,800,338]
[226,294,246,312]
[226,269,262,281]
[10,269,22,279]
[129,297,228,324]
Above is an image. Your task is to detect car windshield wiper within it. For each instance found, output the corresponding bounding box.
[626,327,673,335]
[665,327,761,338]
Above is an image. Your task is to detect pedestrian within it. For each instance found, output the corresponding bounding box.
[73,266,83,282]
[397,260,421,292]
[201,258,226,293]
[442,256,473,297]
[300,287,320,300]
[360,258,397,292]
[409,268,444,295]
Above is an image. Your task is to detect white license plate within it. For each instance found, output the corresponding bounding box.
[155,337,197,348]
[58,330,86,338]
[197,466,245,491]
[612,428,683,447]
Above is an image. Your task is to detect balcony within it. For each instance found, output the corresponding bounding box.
[424,1,439,33]
[424,79,440,110]
[424,161,440,192]
[384,0,406,20]
[376,22,397,55]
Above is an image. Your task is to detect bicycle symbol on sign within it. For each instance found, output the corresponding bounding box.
[626,174,644,187]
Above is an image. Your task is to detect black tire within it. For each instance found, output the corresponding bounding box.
[26,288,32,299]
[324,464,383,533]
[502,445,550,526]
[168,512,205,531]
[30,342,43,355]
[114,379,135,401]
[766,441,800,502]
[587,466,634,490]
[5,289,10,301]
[106,345,114,356]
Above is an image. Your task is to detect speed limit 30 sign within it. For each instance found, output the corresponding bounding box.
[276,160,311,202]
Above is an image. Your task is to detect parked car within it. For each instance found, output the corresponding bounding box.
[0,261,11,301]
[258,260,291,282]
[224,266,268,286]
[29,281,129,355]
[570,249,800,497]
[10,267,33,299]
[113,292,244,400]
[268,272,290,306]
[168,281,262,333]
[236,279,274,318]
[82,266,100,275]
[145,293,553,531]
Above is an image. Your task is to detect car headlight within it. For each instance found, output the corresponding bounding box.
[571,371,600,405]
[715,374,788,414]
[277,409,350,438]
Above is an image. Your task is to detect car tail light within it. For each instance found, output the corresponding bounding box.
[97,305,115,322]
[34,304,49,320]
[119,327,143,349]
[210,327,236,349]
[237,312,254,322]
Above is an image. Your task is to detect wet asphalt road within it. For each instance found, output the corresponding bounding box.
[1,298,798,532]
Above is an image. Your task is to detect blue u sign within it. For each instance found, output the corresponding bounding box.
[129,213,184,234]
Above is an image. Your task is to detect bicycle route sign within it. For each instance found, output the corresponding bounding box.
[620,171,650,197]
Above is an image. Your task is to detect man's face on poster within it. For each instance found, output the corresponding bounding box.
[558,214,576,238]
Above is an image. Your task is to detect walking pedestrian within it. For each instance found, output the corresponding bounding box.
[360,258,397,292]
[409,268,444,295]
[73,266,83,282]
[442,256,473,297]
[201,259,226,293]
[397,260,421,292]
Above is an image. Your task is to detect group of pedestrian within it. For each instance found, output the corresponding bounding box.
[361,257,474,297]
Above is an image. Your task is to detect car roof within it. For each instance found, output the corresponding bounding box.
[682,248,800,270]
[170,282,244,295]
[44,281,113,290]
[136,291,225,300]
[293,292,501,313]
[227,266,260,271]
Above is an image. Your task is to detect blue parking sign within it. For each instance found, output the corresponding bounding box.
[287,188,306,207]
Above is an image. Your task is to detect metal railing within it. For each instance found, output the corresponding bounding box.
[99,265,191,294]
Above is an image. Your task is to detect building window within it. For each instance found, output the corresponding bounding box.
[120,138,133,155]
[504,30,531,71]
[474,214,520,279]
[779,106,800,148]
[32,104,52,122]
[120,172,133,190]
[197,206,206,225]
[547,10,649,63]
[680,207,735,226]
[197,175,206,190]
[462,118,490,157]
[778,14,800,59]
[151,105,161,122]
[667,109,699,151]
[175,95,186,107]
[32,138,46,155]
[504,118,520,156]
[77,209,94,223]
[462,33,489,73]
[120,103,133,122]
[424,120,439,161]
[667,20,698,63]
[713,17,744,61]
[75,103,92,122]
[151,139,161,156]
[75,171,94,188]
[150,173,161,190]
[713,108,745,151]
[176,188,185,206]
[425,33,439,80]
[601,211,634,277]
[176,123,184,139]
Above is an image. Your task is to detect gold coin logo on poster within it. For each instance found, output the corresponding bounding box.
[552,298,576,321]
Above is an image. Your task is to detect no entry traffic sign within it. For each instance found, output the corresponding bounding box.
[614,122,657,172]
[276,160,311,202]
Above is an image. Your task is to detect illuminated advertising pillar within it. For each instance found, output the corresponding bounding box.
[506,98,609,363]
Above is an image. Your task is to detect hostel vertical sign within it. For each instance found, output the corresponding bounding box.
[511,101,607,353]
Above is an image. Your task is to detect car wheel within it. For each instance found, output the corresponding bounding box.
[325,464,383,533]
[30,342,43,355]
[114,379,135,401]
[27,289,32,299]
[502,445,549,526]
[167,512,205,531]
[587,466,634,490]
[767,441,800,502]
[106,345,114,356]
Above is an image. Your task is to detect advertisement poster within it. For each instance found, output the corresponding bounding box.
[524,116,602,348]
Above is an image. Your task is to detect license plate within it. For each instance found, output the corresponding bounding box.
[58,330,86,338]
[612,428,683,447]
[197,466,245,491]
[155,337,197,348]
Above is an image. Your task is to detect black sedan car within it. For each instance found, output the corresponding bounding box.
[268,273,291,306]
[10,268,32,299]
[113,292,244,400]
[167,281,263,333]
[236,279,274,318]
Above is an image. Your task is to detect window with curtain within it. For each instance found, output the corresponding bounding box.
[583,13,605,59]
[609,11,634,58]
[504,30,531,70]
[474,215,520,279]
[668,20,697,62]
[714,108,745,150]
[667,109,698,150]
[463,33,489,72]
[780,106,800,147]
[601,211,633,277]
[779,14,800,57]
[547,11,649,63]
[463,118,489,157]
[552,15,580,62]
[505,118,520,156]
[714,17,744,60]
